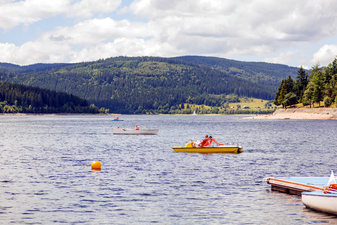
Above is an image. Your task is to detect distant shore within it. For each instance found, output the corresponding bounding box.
[0,113,118,116]
[250,108,337,120]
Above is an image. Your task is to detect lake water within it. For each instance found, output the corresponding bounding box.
[0,114,337,224]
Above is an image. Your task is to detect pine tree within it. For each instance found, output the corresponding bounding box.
[274,80,286,106]
[311,70,325,107]
[303,82,314,107]
[294,67,308,103]
[274,76,296,108]
[303,65,325,107]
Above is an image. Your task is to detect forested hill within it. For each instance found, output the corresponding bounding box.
[0,56,298,114]
[174,56,300,90]
[0,81,102,113]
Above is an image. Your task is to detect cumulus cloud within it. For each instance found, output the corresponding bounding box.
[0,16,179,65]
[0,40,73,65]
[127,0,337,58]
[71,38,181,62]
[312,45,337,66]
[45,18,148,45]
[0,0,66,30]
[0,0,121,30]
[67,0,122,18]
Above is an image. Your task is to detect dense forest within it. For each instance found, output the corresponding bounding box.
[0,56,299,114]
[275,58,337,108]
[0,81,106,113]
[174,56,300,90]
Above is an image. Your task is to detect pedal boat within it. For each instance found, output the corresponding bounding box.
[172,145,242,154]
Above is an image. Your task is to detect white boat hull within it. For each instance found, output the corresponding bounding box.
[302,191,337,215]
[113,129,158,135]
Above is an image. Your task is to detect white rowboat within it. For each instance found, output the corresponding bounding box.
[302,191,337,215]
[113,128,158,135]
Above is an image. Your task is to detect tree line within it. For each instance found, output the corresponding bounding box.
[0,81,108,113]
[274,58,337,108]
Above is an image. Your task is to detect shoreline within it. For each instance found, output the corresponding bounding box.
[0,113,119,116]
[0,112,262,116]
[251,108,337,120]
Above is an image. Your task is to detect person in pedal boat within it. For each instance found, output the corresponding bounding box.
[136,125,140,130]
[199,135,211,147]
[187,135,223,147]
[207,136,224,146]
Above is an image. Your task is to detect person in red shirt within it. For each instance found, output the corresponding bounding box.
[208,136,224,146]
[199,135,210,147]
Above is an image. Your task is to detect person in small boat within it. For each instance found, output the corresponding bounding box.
[115,117,119,120]
[194,140,201,147]
[199,135,211,147]
[208,136,224,146]
[186,141,197,147]
[135,125,140,130]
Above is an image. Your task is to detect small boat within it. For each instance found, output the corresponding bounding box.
[301,170,337,215]
[302,190,337,215]
[113,128,159,135]
[113,119,123,121]
[172,145,242,153]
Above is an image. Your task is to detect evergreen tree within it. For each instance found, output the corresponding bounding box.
[329,75,337,107]
[325,59,337,104]
[301,65,325,107]
[310,68,325,106]
[274,76,295,108]
[325,58,337,84]
[282,92,297,108]
[303,81,315,107]
[294,66,308,103]
[274,80,286,106]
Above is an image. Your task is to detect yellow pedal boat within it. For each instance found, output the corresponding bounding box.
[172,145,242,154]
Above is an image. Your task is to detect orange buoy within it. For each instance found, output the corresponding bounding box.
[91,161,101,171]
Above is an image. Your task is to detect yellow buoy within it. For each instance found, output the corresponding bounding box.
[91,161,101,171]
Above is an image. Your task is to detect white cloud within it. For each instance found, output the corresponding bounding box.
[0,40,73,65]
[0,0,67,30]
[0,42,17,63]
[0,0,121,30]
[71,38,181,62]
[67,0,121,18]
[0,16,179,65]
[127,0,337,58]
[45,17,150,45]
[263,50,301,66]
[312,45,337,66]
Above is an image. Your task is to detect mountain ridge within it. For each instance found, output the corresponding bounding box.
[0,56,299,113]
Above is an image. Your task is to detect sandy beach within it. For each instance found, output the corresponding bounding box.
[252,108,337,120]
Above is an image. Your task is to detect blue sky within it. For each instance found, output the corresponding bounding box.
[1,0,337,68]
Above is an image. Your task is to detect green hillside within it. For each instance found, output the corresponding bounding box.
[0,81,103,113]
[0,56,298,114]
[174,56,300,90]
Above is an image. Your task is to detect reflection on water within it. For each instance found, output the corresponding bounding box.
[0,114,337,224]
